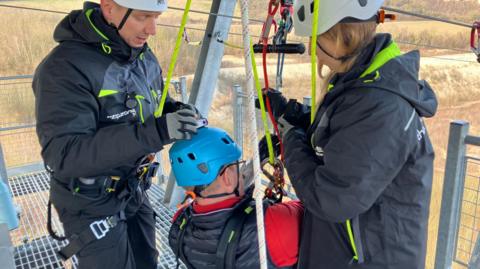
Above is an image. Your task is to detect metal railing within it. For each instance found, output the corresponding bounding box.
[0,75,41,172]
[436,121,480,269]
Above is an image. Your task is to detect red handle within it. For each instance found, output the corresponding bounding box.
[471,22,480,63]
[471,22,479,51]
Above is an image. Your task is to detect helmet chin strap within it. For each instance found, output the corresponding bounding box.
[116,8,133,31]
[194,161,242,199]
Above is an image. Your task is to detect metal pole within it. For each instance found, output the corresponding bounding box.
[303,96,312,107]
[163,77,188,205]
[233,85,244,153]
[166,0,238,208]
[0,143,8,186]
[179,76,188,104]
[435,121,469,269]
[188,0,237,117]
[469,235,480,269]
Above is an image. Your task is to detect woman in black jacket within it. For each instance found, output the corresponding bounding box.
[263,0,438,268]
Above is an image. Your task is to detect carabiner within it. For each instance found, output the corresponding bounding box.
[261,158,287,202]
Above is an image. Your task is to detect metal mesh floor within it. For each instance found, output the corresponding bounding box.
[8,171,184,269]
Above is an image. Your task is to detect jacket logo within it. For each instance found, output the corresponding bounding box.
[417,125,426,141]
[107,109,136,120]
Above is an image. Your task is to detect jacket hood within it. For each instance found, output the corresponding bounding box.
[331,33,438,118]
[53,1,146,62]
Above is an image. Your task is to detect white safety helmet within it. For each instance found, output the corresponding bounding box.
[113,0,168,12]
[293,0,384,37]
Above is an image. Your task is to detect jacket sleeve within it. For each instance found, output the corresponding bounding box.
[265,201,304,267]
[33,60,172,180]
[283,92,412,222]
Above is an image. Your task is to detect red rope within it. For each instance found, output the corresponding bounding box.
[261,1,285,162]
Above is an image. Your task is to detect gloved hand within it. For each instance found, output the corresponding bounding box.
[278,116,295,140]
[164,107,198,140]
[258,134,281,162]
[255,88,288,120]
[175,102,202,118]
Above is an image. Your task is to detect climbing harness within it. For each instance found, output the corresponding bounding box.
[471,21,480,63]
[47,153,159,260]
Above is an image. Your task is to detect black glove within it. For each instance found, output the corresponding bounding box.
[282,99,310,128]
[255,88,288,120]
[175,102,202,118]
[158,106,198,141]
[258,134,281,162]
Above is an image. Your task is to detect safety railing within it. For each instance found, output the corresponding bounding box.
[0,75,41,174]
[436,121,480,269]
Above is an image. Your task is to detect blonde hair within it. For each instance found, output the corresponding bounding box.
[317,22,377,102]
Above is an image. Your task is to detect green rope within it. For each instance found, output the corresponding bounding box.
[250,41,275,165]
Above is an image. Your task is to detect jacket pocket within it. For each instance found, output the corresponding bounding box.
[345,217,366,264]
[360,201,386,261]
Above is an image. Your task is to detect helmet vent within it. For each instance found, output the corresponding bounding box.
[197,163,208,174]
[221,138,230,144]
[188,153,196,160]
[358,0,368,7]
[177,157,183,163]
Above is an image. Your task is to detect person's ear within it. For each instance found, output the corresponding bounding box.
[223,166,236,189]
[100,0,115,23]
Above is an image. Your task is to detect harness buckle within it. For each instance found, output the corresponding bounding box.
[89,219,111,240]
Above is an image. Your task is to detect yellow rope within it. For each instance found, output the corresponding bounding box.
[250,42,275,165]
[155,0,192,118]
[310,0,319,124]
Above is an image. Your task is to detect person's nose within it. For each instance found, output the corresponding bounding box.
[145,18,157,36]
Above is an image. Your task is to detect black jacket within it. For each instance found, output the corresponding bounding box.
[283,34,437,269]
[33,2,179,184]
[169,196,290,269]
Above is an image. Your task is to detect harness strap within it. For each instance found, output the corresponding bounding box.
[176,207,195,269]
[57,210,126,260]
[216,198,254,269]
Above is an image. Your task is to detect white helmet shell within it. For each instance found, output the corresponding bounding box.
[293,0,384,37]
[113,0,168,12]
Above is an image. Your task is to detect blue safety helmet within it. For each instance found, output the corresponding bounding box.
[169,127,241,187]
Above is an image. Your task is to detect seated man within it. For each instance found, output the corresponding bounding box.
[168,127,303,269]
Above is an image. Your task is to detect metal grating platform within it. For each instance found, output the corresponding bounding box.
[8,171,185,269]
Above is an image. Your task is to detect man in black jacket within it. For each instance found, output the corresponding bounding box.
[33,1,198,268]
